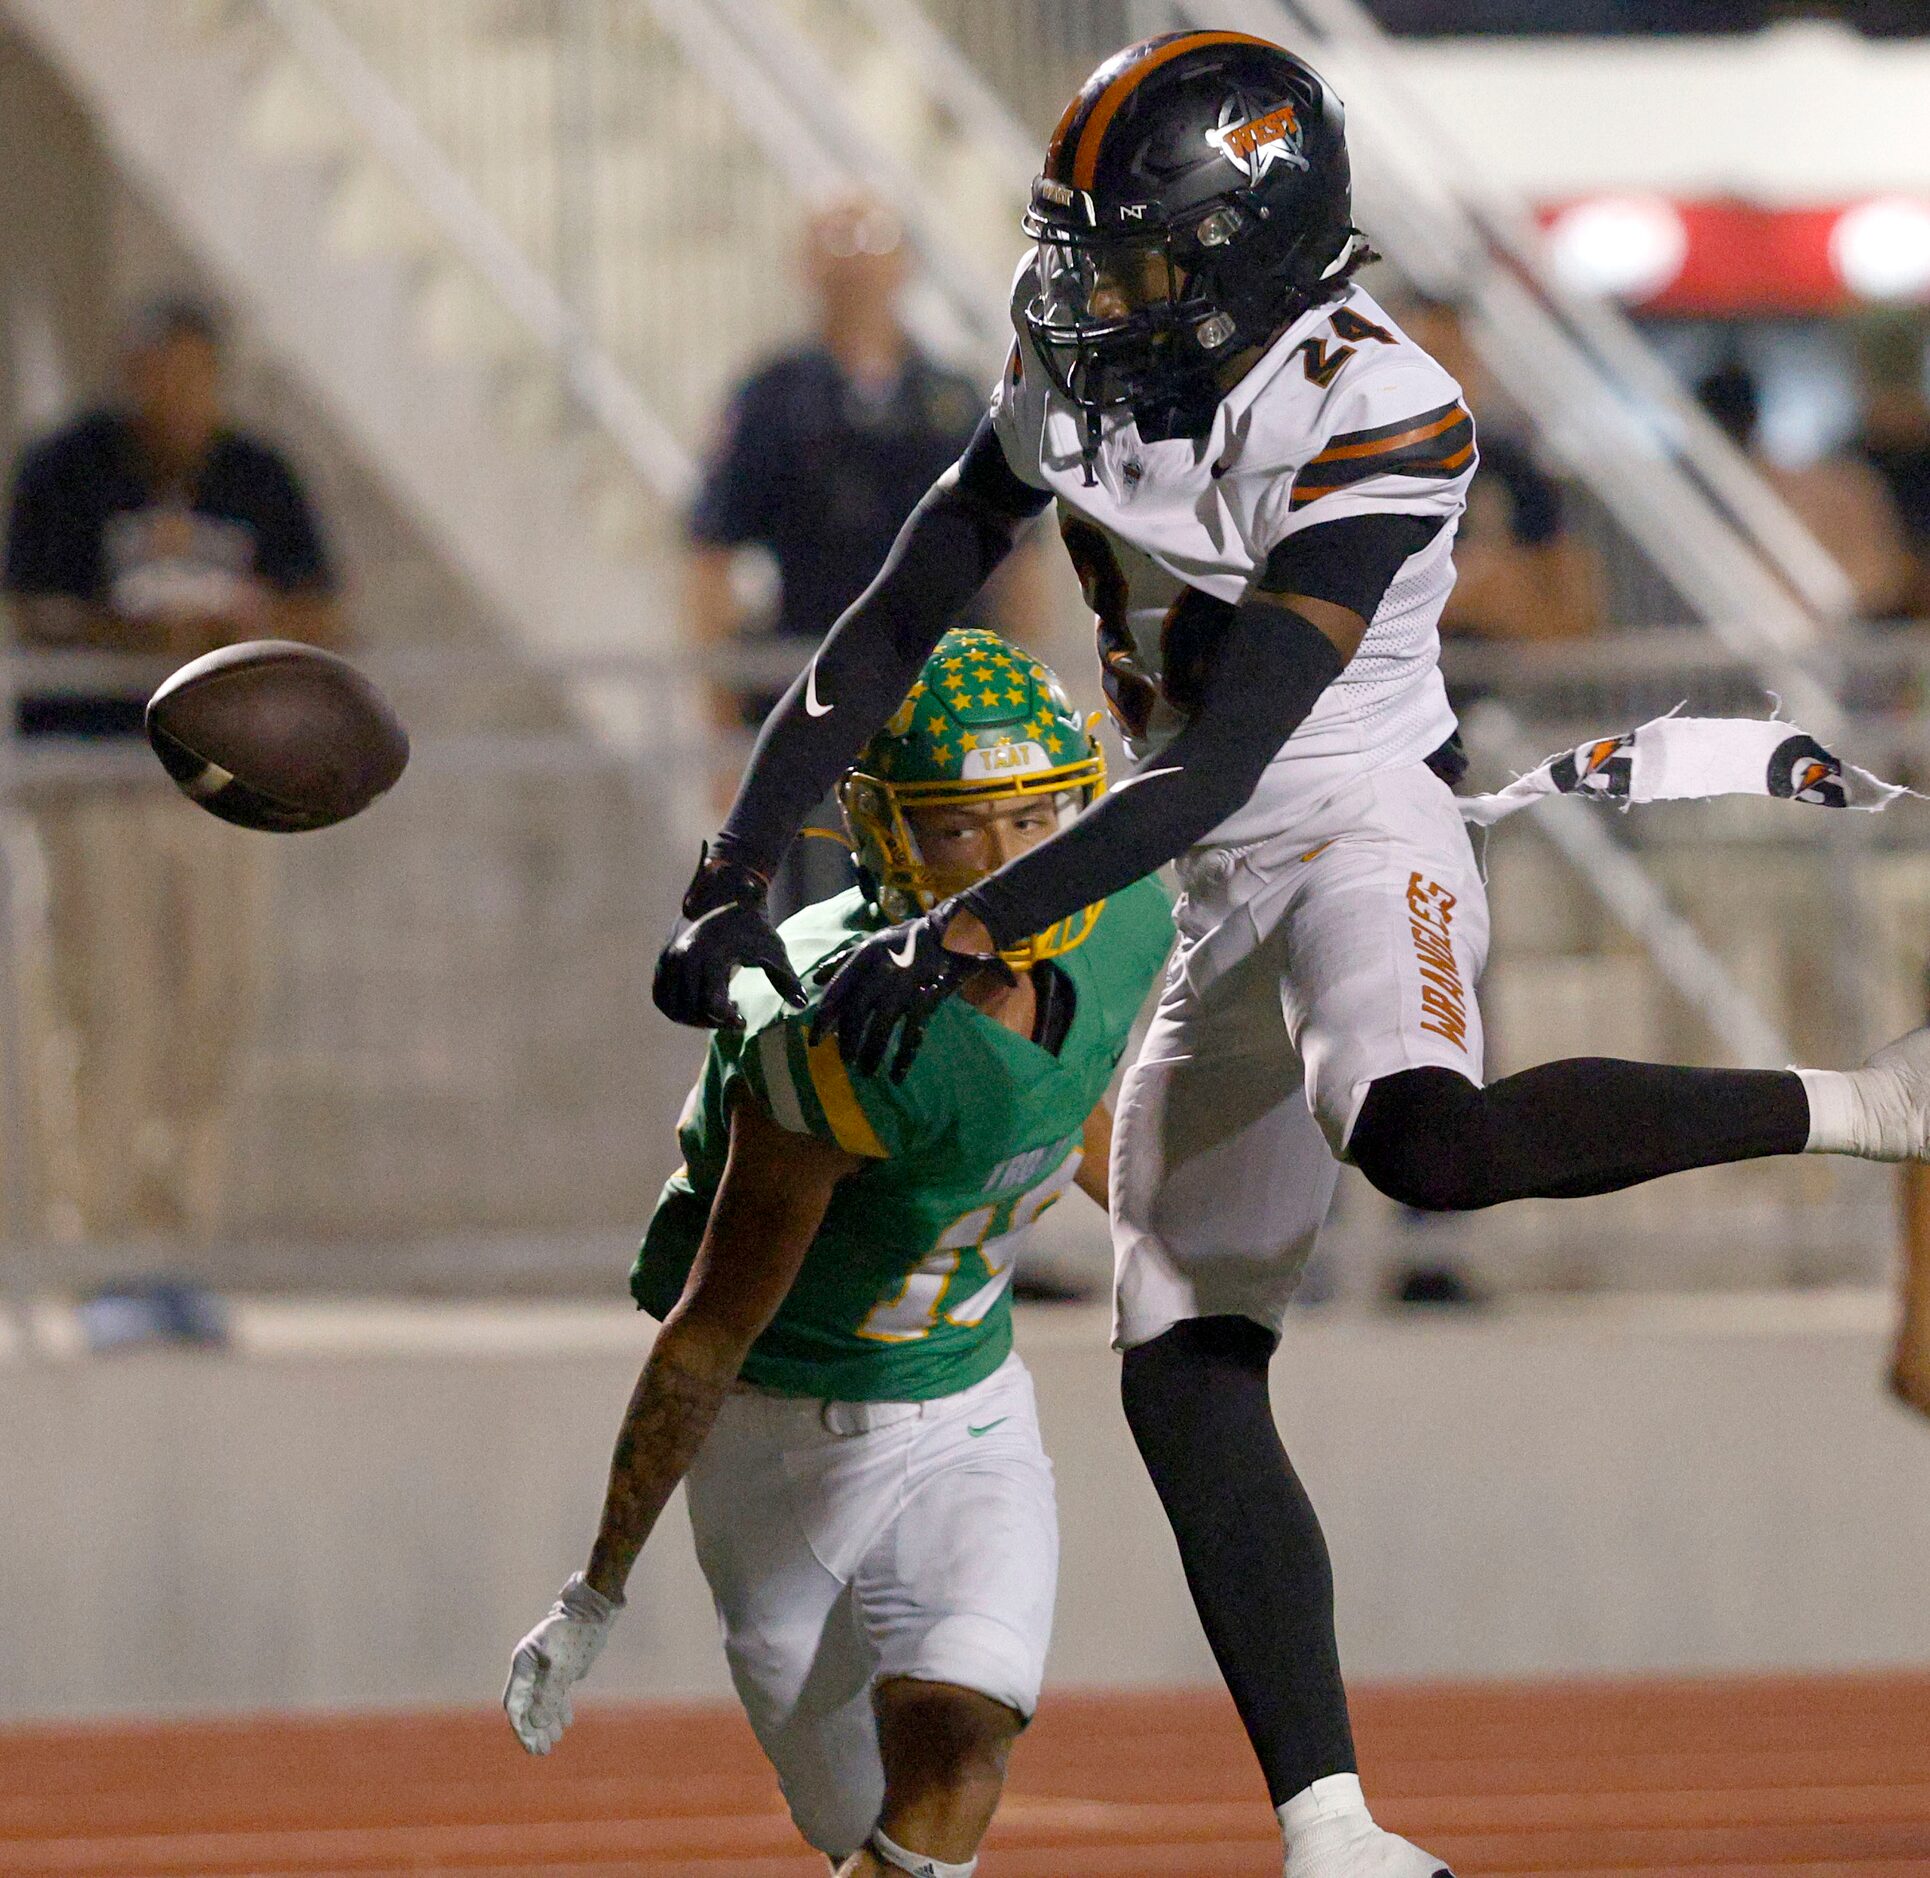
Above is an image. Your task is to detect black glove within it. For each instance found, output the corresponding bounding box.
[652,843,807,1030]
[810,901,1013,1082]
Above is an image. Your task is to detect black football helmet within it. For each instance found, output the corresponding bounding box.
[1021,31,1362,452]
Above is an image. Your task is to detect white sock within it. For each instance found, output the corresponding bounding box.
[1279,1772,1374,1874]
[1795,1066,1862,1154]
[868,1827,977,1878]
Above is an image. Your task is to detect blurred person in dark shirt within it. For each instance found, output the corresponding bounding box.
[686,198,1047,903]
[1853,312,1930,621]
[4,295,341,735]
[0,295,342,1241]
[1397,294,1603,644]
[1697,354,1912,623]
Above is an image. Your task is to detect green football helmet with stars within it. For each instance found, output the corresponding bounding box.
[839,627,1107,966]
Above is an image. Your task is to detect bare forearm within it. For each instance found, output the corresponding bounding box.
[584,1321,742,1601]
[1076,1104,1112,1209]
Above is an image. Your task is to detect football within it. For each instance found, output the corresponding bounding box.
[146,640,409,832]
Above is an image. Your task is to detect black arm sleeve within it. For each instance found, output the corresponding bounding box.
[1259,513,1444,618]
[717,415,1051,877]
[958,600,1346,952]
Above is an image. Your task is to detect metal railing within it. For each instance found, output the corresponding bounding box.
[259,0,698,504]
[0,638,1918,1305]
[271,0,1017,467]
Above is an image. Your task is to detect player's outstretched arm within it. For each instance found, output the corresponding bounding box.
[815,589,1367,1080]
[503,1098,857,1753]
[653,419,1049,1029]
[954,590,1368,958]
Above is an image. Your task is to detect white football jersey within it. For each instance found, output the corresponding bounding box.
[990,266,1475,846]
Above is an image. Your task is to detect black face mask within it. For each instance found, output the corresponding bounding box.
[1025,226,1237,475]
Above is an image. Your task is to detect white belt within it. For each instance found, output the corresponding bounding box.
[818,1397,927,1436]
[732,1378,929,1438]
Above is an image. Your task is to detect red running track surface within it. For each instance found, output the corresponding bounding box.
[5,1673,1930,1876]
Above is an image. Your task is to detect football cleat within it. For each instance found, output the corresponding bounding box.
[1284,1822,1455,1878]
[1846,1024,1930,1162]
[1308,1840,1451,1878]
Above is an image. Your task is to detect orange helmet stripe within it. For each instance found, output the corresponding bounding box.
[1044,86,1086,179]
[1046,33,1184,184]
[1070,30,1280,191]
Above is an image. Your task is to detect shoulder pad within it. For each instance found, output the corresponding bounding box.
[736,1011,897,1159]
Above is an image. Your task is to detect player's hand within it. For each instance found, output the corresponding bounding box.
[503,1573,623,1755]
[652,842,807,1029]
[811,901,1012,1083]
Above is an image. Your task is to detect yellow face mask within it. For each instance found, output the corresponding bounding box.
[842,625,1109,966]
[839,735,1108,969]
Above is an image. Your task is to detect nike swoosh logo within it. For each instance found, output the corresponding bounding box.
[804,660,831,717]
[967,1418,1009,1437]
[1110,764,1183,794]
[889,930,919,968]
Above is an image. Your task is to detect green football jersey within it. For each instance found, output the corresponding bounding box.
[633,879,1174,1401]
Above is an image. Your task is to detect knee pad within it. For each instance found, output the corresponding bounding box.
[1348,1066,1488,1211]
[881,1614,1042,1723]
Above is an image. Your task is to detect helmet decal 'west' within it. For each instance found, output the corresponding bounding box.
[1205,99,1308,181]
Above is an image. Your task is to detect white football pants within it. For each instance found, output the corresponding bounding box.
[1111,760,1491,1350]
[683,1351,1058,1860]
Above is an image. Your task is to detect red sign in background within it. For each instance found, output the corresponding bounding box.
[1537,197,1930,313]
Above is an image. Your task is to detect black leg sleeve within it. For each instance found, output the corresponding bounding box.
[1119,1317,1356,1806]
[1350,1061,1812,1211]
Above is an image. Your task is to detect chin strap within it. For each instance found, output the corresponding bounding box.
[868,1828,978,1878]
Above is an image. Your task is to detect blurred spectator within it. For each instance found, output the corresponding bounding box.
[5,295,340,727]
[1851,313,1930,621]
[685,195,1047,904]
[1,294,342,1241]
[1695,355,1912,622]
[1397,294,1604,643]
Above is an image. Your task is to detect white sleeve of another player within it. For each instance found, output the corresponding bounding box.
[985,249,1053,492]
[1253,351,1477,554]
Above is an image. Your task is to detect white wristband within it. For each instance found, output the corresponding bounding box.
[557,1571,623,1621]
